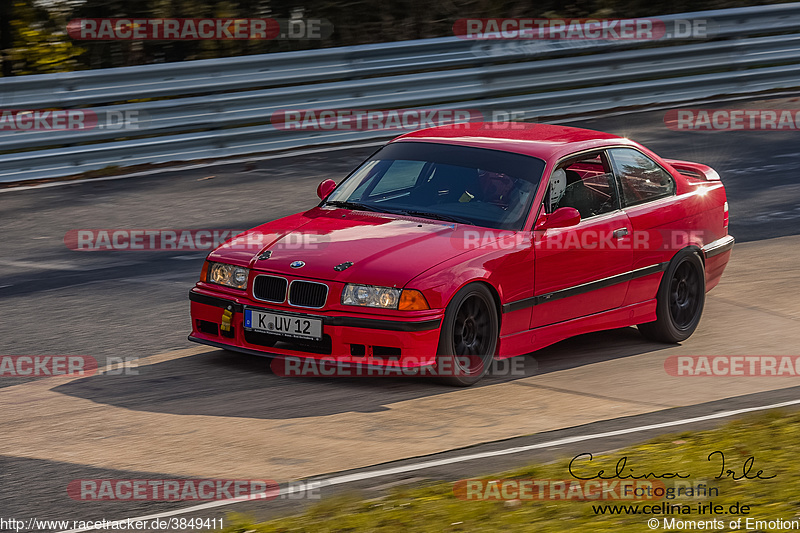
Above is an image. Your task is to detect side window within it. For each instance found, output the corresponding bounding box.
[608,148,675,206]
[548,152,620,219]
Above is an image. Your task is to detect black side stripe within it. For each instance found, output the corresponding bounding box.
[502,262,669,314]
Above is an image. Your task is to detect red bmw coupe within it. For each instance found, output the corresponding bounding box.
[189,123,733,385]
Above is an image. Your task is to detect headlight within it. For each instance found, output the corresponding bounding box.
[207,262,249,289]
[341,284,430,311]
[342,284,401,309]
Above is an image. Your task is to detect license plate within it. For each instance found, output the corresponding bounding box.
[244,308,323,341]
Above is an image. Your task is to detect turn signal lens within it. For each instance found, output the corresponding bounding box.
[200,261,209,282]
[398,289,430,311]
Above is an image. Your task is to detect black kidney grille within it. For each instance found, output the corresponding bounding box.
[289,281,328,308]
[253,275,288,303]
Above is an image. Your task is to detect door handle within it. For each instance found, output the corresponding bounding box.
[613,227,629,239]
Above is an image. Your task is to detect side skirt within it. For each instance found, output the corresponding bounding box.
[495,299,658,359]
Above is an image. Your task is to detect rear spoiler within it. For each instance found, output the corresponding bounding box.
[663,159,721,181]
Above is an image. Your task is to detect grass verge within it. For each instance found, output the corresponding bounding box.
[219,409,800,532]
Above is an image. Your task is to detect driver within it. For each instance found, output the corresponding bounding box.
[478,170,516,207]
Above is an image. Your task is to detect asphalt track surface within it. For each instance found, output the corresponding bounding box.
[1,97,800,531]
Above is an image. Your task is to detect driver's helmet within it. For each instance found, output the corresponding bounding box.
[478,170,516,206]
[549,168,567,207]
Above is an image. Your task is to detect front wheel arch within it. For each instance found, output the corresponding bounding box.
[468,280,503,331]
[435,281,501,386]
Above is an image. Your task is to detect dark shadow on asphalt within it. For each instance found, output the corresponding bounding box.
[52,326,672,420]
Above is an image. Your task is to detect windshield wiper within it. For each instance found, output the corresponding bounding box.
[393,210,474,225]
[326,202,473,224]
[325,200,382,212]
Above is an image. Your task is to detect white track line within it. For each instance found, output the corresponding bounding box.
[58,397,800,533]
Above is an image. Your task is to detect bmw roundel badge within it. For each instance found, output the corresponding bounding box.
[290,260,305,269]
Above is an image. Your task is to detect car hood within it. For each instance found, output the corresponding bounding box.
[208,207,501,287]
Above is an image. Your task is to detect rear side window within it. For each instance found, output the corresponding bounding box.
[608,148,675,206]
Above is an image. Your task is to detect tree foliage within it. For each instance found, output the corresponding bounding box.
[0,0,783,76]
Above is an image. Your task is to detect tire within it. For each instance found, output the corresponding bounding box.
[435,283,499,386]
[638,248,706,343]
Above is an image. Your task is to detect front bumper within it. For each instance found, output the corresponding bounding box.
[189,289,443,367]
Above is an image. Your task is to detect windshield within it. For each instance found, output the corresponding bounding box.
[324,141,545,230]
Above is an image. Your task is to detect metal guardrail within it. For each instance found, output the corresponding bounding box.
[2,3,800,183]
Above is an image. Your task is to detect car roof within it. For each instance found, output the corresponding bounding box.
[392,123,633,162]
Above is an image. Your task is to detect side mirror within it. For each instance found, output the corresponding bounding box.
[316,179,336,201]
[535,207,581,230]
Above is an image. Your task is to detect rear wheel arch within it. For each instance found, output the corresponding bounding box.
[669,243,706,282]
[685,244,705,265]
[655,243,705,289]
[639,246,706,343]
